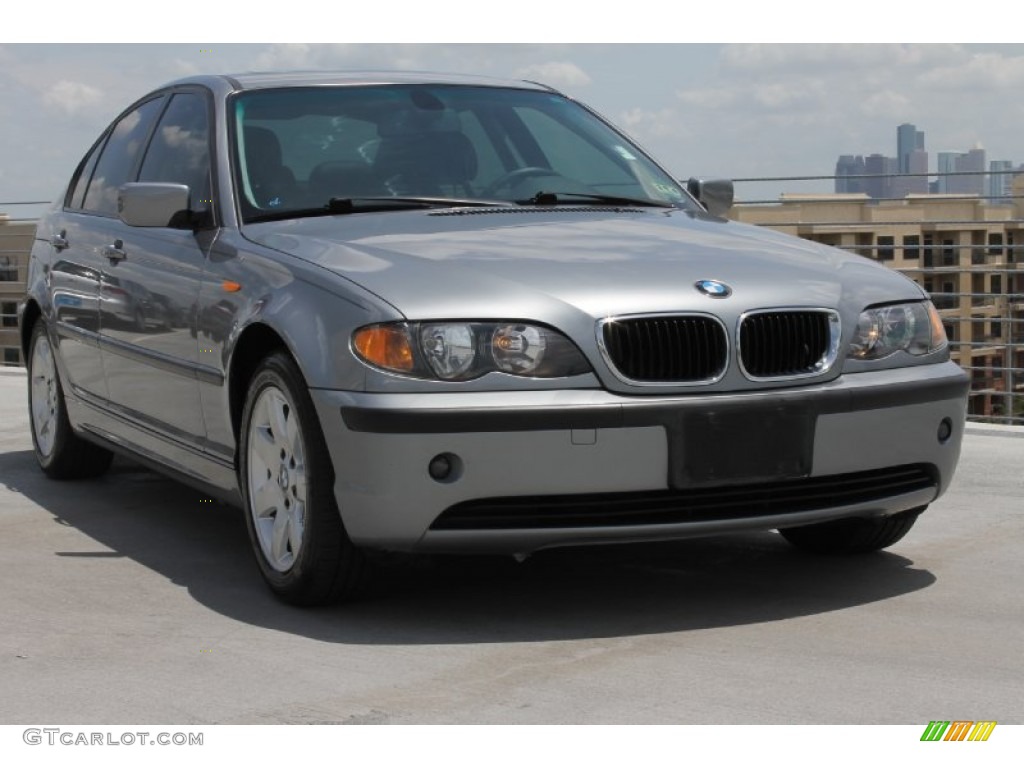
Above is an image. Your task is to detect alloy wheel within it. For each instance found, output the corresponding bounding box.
[30,334,59,458]
[246,385,308,572]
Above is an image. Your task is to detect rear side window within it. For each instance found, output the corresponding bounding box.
[138,92,213,213]
[83,97,164,215]
[66,139,103,210]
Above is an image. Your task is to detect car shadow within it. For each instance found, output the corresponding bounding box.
[3,450,937,644]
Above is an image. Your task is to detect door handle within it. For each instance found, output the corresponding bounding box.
[52,230,69,251]
[103,239,127,263]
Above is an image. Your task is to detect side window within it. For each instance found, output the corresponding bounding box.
[67,139,103,210]
[138,92,212,212]
[83,97,164,216]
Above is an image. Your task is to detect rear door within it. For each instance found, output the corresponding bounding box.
[49,97,165,402]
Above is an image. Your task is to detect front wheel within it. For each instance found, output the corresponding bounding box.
[779,507,924,554]
[239,351,365,605]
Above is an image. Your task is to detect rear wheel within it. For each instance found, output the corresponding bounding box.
[239,351,365,605]
[27,320,113,479]
[779,507,924,554]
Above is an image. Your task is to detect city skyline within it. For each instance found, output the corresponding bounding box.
[835,121,1022,199]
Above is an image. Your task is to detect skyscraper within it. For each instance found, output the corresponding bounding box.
[864,154,897,199]
[988,160,1014,201]
[951,146,986,196]
[937,152,960,194]
[891,123,928,196]
[835,155,866,193]
[897,123,925,174]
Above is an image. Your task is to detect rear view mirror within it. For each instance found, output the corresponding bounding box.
[118,183,192,228]
[686,177,734,218]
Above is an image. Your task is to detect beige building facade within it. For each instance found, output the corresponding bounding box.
[731,178,1024,421]
[0,215,34,367]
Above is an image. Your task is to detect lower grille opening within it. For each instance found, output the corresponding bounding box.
[430,464,937,531]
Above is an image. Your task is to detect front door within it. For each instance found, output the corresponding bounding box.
[96,90,215,447]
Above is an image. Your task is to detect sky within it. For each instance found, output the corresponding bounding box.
[3,8,1024,218]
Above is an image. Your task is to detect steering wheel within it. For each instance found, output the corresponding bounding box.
[481,167,560,197]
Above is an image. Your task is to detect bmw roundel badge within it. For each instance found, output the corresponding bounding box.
[695,279,732,298]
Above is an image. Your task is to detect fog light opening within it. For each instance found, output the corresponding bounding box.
[937,418,953,444]
[428,453,463,484]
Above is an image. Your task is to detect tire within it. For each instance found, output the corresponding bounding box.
[779,507,924,554]
[239,351,365,605]
[27,320,114,480]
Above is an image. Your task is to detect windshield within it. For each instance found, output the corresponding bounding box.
[230,84,695,222]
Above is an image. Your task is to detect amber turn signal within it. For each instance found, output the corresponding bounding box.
[352,325,415,372]
[927,301,947,350]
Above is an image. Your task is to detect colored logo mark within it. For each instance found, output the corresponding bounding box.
[920,721,997,742]
[695,279,732,298]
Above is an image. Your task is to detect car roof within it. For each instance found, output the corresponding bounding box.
[164,70,557,93]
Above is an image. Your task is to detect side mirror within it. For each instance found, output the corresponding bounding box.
[118,183,192,228]
[686,177,734,218]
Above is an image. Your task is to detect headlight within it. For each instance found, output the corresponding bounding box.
[420,323,476,379]
[353,321,592,381]
[847,301,947,360]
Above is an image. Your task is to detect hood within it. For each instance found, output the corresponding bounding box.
[243,207,922,323]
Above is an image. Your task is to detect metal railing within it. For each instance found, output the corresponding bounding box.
[3,185,1024,423]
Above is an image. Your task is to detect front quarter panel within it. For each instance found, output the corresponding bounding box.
[197,232,405,457]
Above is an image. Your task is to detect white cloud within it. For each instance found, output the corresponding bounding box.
[919,51,1024,90]
[41,80,103,115]
[254,43,319,70]
[676,88,738,110]
[752,82,820,111]
[512,61,591,88]
[722,43,960,75]
[170,58,202,76]
[619,107,685,140]
[249,43,585,82]
[860,89,912,118]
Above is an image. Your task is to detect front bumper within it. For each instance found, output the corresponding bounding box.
[310,361,968,554]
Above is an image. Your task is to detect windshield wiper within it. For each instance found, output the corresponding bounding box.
[517,191,676,208]
[248,196,515,223]
[331,196,516,210]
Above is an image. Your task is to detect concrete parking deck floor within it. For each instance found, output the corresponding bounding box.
[1,367,1022,724]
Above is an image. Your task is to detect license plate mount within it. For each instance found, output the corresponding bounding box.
[668,403,816,488]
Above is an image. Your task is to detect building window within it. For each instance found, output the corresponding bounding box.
[902,235,920,259]
[935,280,957,310]
[2,347,21,366]
[0,256,17,282]
[876,235,895,261]
[989,233,1004,257]
[991,275,1002,295]
[942,239,956,266]
[1,301,17,328]
[923,235,934,267]
[991,321,1003,339]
